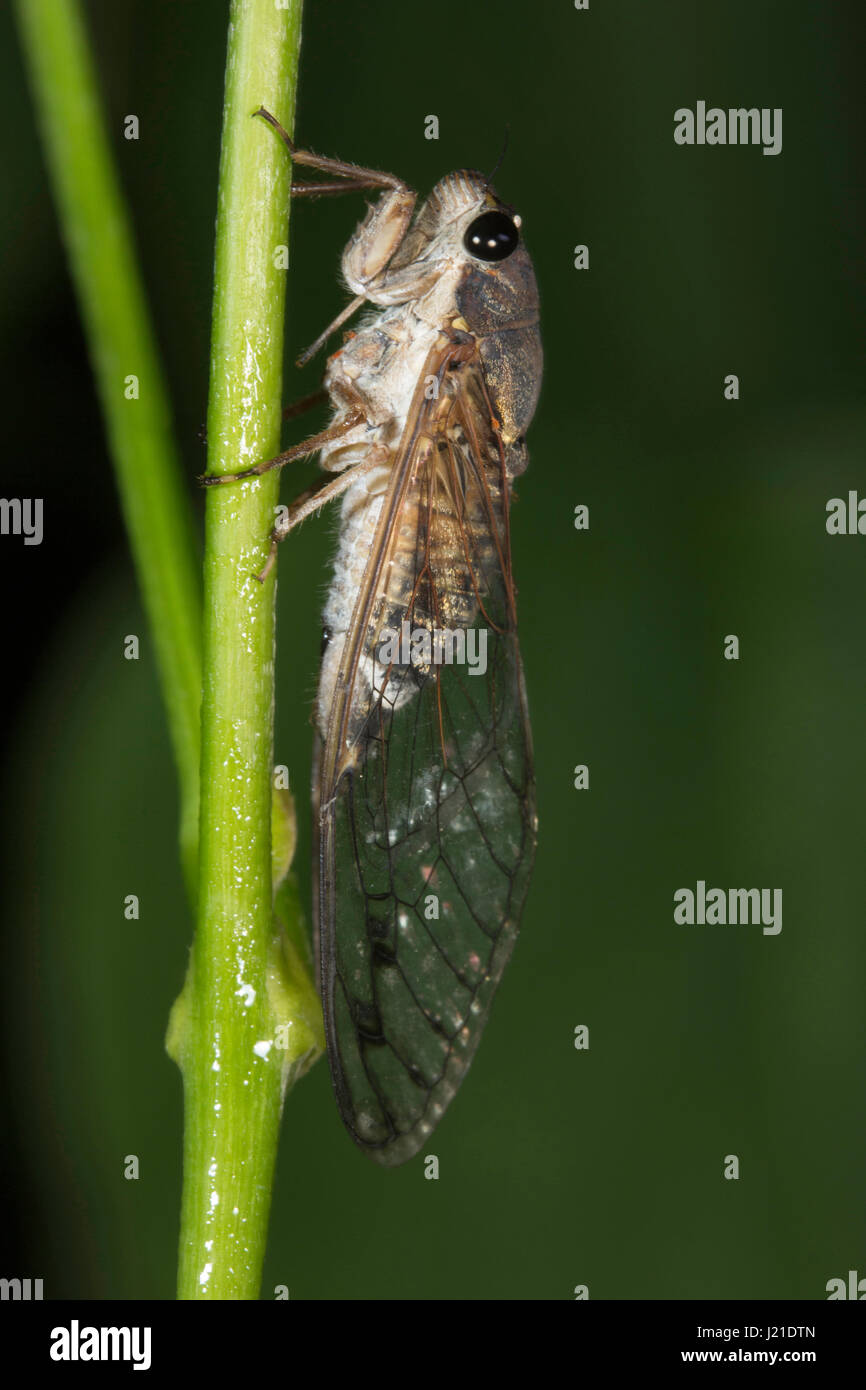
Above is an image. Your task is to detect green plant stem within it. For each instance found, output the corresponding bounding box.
[175,0,306,1301]
[14,0,202,899]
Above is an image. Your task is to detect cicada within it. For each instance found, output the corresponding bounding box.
[207,110,541,1165]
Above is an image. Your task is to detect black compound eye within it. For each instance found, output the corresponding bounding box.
[463,209,520,262]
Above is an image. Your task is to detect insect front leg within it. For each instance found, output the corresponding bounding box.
[341,186,416,295]
[255,106,407,196]
[296,186,419,366]
[256,105,420,362]
[294,179,419,367]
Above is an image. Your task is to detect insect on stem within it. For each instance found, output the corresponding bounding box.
[209,116,542,1165]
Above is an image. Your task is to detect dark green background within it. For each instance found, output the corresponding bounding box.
[2,0,864,1299]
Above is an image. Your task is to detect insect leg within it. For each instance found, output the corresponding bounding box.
[281,388,328,422]
[200,408,366,486]
[290,180,388,199]
[296,194,419,366]
[256,446,389,581]
[255,107,405,192]
[295,297,365,368]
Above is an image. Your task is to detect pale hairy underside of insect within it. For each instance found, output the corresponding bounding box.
[306,157,542,1165]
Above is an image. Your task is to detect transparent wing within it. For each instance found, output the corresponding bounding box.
[316,343,536,1165]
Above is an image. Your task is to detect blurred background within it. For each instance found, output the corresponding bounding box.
[1,0,864,1299]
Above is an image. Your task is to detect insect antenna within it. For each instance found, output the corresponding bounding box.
[483,124,511,191]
